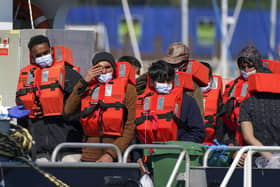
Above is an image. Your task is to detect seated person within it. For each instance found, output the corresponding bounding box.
[118,55,142,79]
[221,44,270,146]
[64,52,136,162]
[132,60,205,174]
[200,62,223,145]
[239,73,280,168]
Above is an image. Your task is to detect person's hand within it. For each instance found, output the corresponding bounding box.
[8,105,30,119]
[83,65,104,83]
[232,151,247,167]
[137,158,151,176]
[96,153,113,163]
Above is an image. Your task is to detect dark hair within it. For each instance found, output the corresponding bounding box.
[200,61,212,79]
[118,56,142,69]
[28,35,50,50]
[148,60,175,82]
[237,44,263,72]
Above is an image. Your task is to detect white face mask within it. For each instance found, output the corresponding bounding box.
[201,82,212,93]
[35,53,53,68]
[97,72,113,83]
[155,82,173,94]
[240,70,256,80]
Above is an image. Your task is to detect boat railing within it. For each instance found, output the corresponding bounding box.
[203,145,242,167]
[123,144,190,187]
[220,146,280,187]
[51,142,122,163]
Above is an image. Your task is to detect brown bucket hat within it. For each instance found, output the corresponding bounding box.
[163,42,190,64]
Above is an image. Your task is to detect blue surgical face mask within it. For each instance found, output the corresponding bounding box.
[97,72,113,83]
[155,82,173,94]
[240,70,256,80]
[201,82,212,93]
[35,53,53,68]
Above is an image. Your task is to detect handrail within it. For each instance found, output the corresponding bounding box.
[123,144,190,187]
[220,146,280,187]
[51,143,122,163]
[203,146,242,167]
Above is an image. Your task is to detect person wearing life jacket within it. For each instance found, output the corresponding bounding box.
[136,42,208,118]
[240,73,280,168]
[132,60,205,174]
[220,44,271,147]
[16,35,83,161]
[13,0,51,29]
[200,62,223,145]
[118,55,142,79]
[64,52,137,162]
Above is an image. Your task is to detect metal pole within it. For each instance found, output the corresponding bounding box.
[269,0,277,59]
[121,0,142,63]
[220,0,229,78]
[28,0,34,29]
[244,150,254,187]
[220,146,249,187]
[227,0,244,45]
[51,143,122,163]
[167,151,188,187]
[181,0,189,46]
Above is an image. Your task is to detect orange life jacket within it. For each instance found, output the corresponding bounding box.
[16,46,75,118]
[262,59,280,74]
[135,72,194,144]
[248,73,280,94]
[186,60,209,86]
[221,76,251,146]
[80,62,136,137]
[203,75,223,145]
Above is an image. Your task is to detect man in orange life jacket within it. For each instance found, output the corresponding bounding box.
[16,35,83,161]
[132,60,205,174]
[136,42,205,118]
[64,52,137,162]
[220,44,271,147]
[200,62,223,145]
[118,55,142,79]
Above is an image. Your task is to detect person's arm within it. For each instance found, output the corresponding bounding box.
[136,73,147,96]
[241,121,272,159]
[186,81,204,118]
[239,99,272,159]
[64,65,103,115]
[101,83,136,161]
[178,94,205,143]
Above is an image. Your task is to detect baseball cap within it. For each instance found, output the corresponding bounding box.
[163,42,190,64]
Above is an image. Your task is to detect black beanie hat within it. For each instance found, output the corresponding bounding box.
[92,52,116,70]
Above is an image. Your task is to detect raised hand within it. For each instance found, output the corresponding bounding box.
[83,65,104,83]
